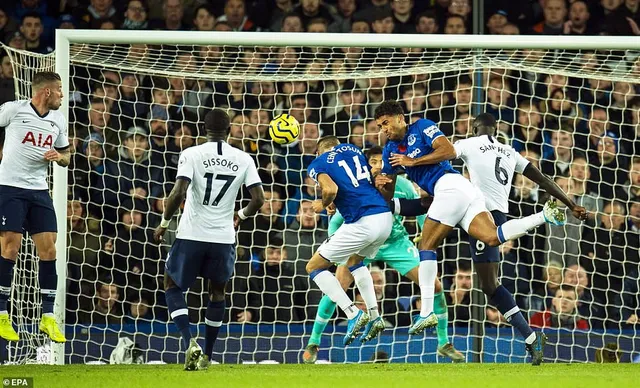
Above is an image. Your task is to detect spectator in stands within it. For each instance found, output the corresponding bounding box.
[564,0,594,35]
[217,0,258,31]
[20,13,51,54]
[391,0,415,33]
[529,260,564,313]
[74,0,118,29]
[485,78,515,127]
[350,14,370,32]
[67,199,102,315]
[280,13,304,32]
[0,7,19,45]
[609,81,635,125]
[605,0,640,35]
[590,132,630,200]
[569,154,603,222]
[268,0,294,31]
[487,10,508,34]
[74,98,118,157]
[277,122,319,196]
[70,133,105,213]
[400,85,427,116]
[7,31,26,50]
[149,0,185,31]
[444,14,466,34]
[107,206,162,298]
[323,80,365,140]
[446,262,473,325]
[328,0,358,33]
[99,19,116,29]
[284,199,328,274]
[581,107,609,155]
[307,17,329,32]
[126,293,154,322]
[453,75,472,118]
[621,265,640,327]
[238,188,285,254]
[349,122,367,148]
[618,157,640,202]
[77,277,124,324]
[530,285,589,330]
[122,0,149,30]
[285,173,317,226]
[0,51,14,105]
[520,149,541,170]
[451,113,471,143]
[98,126,160,230]
[286,94,313,126]
[354,0,391,23]
[192,4,215,31]
[371,8,395,34]
[512,101,544,155]
[415,10,439,34]
[540,128,574,177]
[532,0,567,34]
[245,238,309,323]
[117,73,149,130]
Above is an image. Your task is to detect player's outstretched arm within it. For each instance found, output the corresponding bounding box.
[312,173,338,213]
[522,164,588,221]
[389,136,456,167]
[154,178,190,243]
[235,184,266,228]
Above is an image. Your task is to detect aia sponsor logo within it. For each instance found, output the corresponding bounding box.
[22,131,53,148]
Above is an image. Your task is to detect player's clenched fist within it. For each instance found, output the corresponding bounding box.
[571,205,588,221]
[312,199,325,214]
[153,226,167,243]
[374,174,392,189]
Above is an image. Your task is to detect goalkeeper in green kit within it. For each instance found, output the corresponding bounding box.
[302,146,464,363]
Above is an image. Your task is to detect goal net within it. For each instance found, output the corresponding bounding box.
[3,32,640,364]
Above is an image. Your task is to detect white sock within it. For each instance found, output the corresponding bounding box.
[351,266,379,319]
[419,260,437,317]
[497,212,545,243]
[525,332,537,345]
[312,270,359,319]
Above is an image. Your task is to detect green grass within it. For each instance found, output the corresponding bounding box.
[0,364,636,388]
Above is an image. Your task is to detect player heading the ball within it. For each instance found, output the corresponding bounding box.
[154,108,265,371]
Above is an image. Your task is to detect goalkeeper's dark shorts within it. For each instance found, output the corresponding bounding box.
[469,210,507,263]
[0,185,57,235]
[165,238,236,290]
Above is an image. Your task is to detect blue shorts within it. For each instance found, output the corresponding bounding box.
[469,210,507,263]
[0,185,57,234]
[166,238,236,290]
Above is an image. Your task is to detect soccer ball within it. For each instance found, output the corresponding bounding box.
[269,113,300,145]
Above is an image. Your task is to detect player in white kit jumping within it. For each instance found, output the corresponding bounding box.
[0,72,69,344]
[154,109,265,371]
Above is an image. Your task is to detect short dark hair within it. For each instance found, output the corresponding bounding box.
[559,284,578,294]
[472,113,497,135]
[204,109,231,136]
[374,100,404,120]
[22,11,42,24]
[317,135,340,150]
[32,72,61,89]
[415,10,438,25]
[365,146,383,160]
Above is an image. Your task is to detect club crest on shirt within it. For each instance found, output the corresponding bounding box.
[408,134,416,146]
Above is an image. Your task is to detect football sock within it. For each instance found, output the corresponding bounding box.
[391,198,427,217]
[0,257,15,314]
[433,291,449,347]
[39,260,57,316]
[350,263,379,320]
[310,269,359,319]
[309,295,336,346]
[419,250,437,318]
[204,300,225,358]
[165,287,191,348]
[496,213,545,243]
[490,285,534,342]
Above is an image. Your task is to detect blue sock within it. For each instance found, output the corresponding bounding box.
[0,257,15,313]
[165,287,191,348]
[491,285,534,341]
[205,300,225,358]
[39,260,57,315]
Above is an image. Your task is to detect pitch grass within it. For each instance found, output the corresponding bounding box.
[1,364,635,388]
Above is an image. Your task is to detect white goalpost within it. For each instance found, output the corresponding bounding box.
[1,30,639,365]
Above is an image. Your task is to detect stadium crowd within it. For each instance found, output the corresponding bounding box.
[0,0,639,333]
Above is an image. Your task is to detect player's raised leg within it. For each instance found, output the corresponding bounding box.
[31,232,66,343]
[0,230,20,342]
[306,254,370,346]
[303,266,353,364]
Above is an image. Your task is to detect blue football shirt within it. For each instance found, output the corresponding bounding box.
[382,118,458,196]
[308,144,389,224]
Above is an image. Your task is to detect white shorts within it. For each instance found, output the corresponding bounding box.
[427,173,487,232]
[318,212,393,265]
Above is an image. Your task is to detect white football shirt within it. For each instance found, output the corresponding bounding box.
[454,135,529,213]
[0,100,69,190]
[175,141,261,244]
